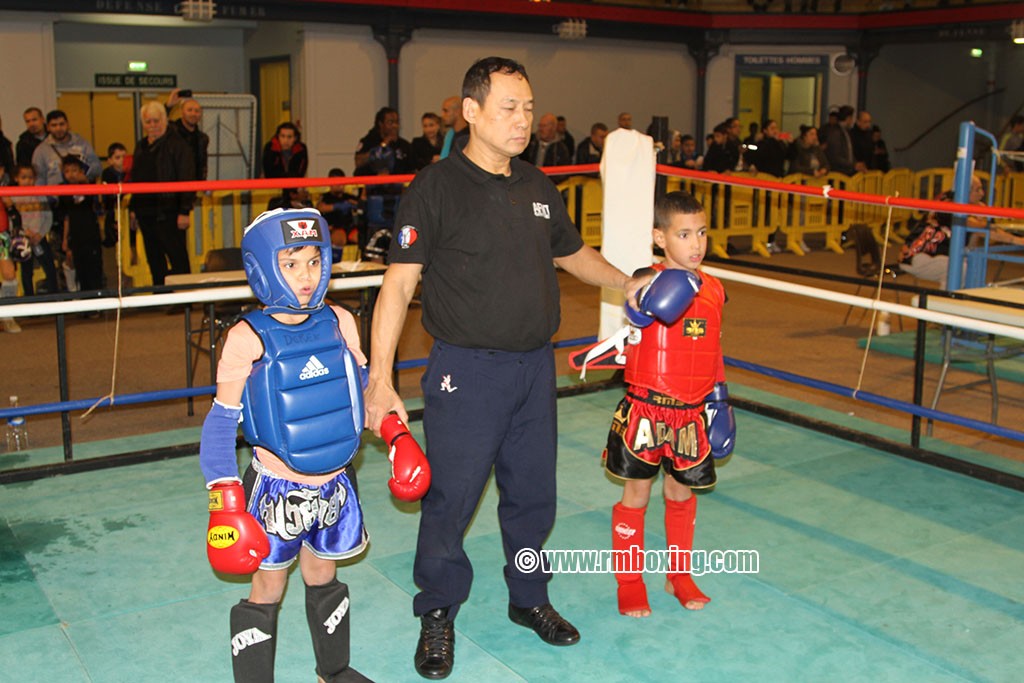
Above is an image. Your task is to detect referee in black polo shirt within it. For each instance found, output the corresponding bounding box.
[366,56,651,680]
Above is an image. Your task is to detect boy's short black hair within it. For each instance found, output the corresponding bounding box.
[14,163,35,177]
[107,142,127,156]
[654,191,705,230]
[462,57,529,105]
[61,154,89,171]
[328,167,345,178]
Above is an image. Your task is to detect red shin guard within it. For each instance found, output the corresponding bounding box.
[612,503,650,615]
[664,496,710,608]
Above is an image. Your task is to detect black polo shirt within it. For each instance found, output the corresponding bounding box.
[389,144,584,351]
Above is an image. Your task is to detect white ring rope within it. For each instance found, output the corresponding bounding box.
[700,264,1024,342]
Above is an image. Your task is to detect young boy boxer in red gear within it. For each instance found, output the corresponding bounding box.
[604,191,735,617]
[199,208,429,682]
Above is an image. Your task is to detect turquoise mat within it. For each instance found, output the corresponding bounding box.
[2,389,1023,682]
[858,329,1024,382]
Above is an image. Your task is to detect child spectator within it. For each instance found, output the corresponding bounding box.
[601,191,735,617]
[100,143,129,244]
[199,207,427,682]
[58,155,104,292]
[316,168,364,258]
[4,164,58,295]
[0,202,20,332]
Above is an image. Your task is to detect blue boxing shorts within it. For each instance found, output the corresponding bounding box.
[242,456,368,570]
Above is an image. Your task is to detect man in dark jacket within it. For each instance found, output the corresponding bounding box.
[520,113,571,168]
[16,107,46,168]
[129,101,196,286]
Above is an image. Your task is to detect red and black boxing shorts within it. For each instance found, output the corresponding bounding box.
[603,387,716,490]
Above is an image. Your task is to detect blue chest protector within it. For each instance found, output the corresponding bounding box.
[240,307,364,475]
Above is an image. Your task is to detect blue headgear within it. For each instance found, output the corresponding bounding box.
[241,208,332,314]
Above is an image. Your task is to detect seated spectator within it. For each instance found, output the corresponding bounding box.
[317,168,364,251]
[575,122,608,165]
[411,112,443,171]
[789,125,829,177]
[899,176,988,288]
[261,122,308,179]
[266,187,313,213]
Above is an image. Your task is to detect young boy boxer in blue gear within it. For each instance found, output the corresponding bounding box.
[199,207,373,683]
[604,191,736,617]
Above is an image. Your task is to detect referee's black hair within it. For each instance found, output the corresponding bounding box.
[654,191,705,230]
[462,57,530,105]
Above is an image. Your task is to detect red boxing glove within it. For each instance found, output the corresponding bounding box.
[381,413,431,502]
[206,482,270,574]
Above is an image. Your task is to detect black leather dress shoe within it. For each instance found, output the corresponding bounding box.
[508,603,581,646]
[414,608,455,680]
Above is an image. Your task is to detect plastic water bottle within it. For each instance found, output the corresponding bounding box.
[876,312,891,337]
[6,395,28,452]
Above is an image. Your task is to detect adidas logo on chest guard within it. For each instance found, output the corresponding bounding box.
[299,354,330,380]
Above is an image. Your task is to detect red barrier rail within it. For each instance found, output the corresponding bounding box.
[3,162,1022,222]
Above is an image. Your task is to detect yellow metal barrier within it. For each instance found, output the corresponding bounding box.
[914,167,953,202]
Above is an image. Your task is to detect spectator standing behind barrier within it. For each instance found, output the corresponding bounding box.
[825,105,856,175]
[58,155,104,294]
[725,117,745,171]
[354,107,413,177]
[262,122,308,179]
[167,90,210,181]
[4,164,57,295]
[439,95,469,160]
[999,115,1024,173]
[575,122,608,164]
[411,112,443,171]
[556,115,575,156]
[789,125,829,177]
[0,205,19,332]
[617,112,634,130]
[849,110,874,173]
[702,123,733,173]
[871,125,891,173]
[16,107,46,168]
[364,56,653,680]
[745,119,788,177]
[0,115,15,185]
[677,134,702,170]
[32,110,101,187]
[521,112,572,168]
[129,101,196,287]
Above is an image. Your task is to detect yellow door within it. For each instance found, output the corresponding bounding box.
[56,92,94,145]
[258,59,291,146]
[91,92,137,158]
[737,76,764,134]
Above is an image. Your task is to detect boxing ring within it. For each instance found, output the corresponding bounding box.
[2,139,1024,683]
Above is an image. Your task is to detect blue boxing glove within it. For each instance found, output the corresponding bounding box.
[199,399,244,487]
[625,269,702,328]
[704,383,736,459]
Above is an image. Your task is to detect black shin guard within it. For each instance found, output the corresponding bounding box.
[306,580,371,682]
[230,600,279,683]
